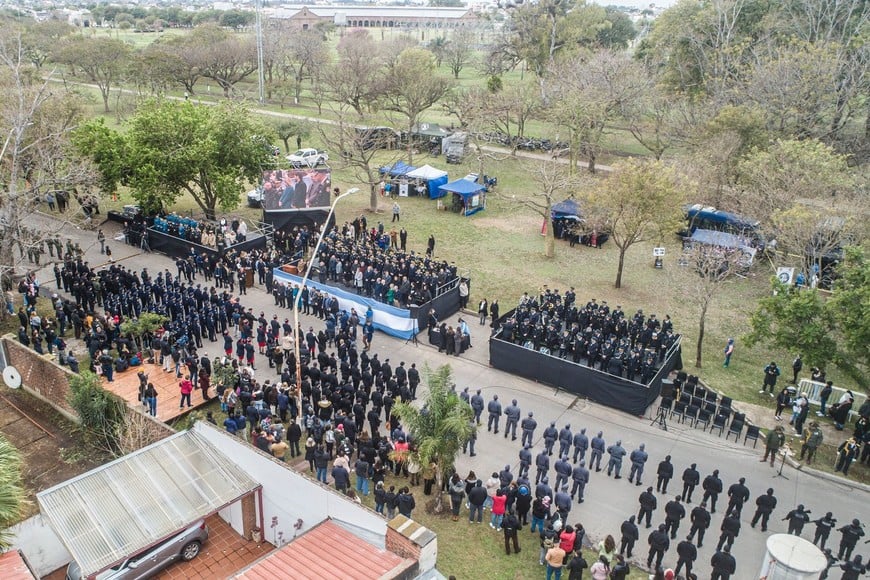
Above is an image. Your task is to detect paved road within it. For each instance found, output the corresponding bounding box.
[26,213,865,578]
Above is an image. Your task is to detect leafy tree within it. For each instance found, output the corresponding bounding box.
[381,48,453,164]
[598,7,637,49]
[0,434,25,548]
[283,31,330,104]
[827,247,870,387]
[736,138,856,273]
[391,365,474,513]
[21,20,74,69]
[76,100,274,220]
[275,119,311,152]
[582,159,685,288]
[120,312,168,350]
[219,9,254,30]
[497,0,608,79]
[51,36,131,112]
[744,281,844,385]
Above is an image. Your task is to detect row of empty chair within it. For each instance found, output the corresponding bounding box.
[658,392,761,448]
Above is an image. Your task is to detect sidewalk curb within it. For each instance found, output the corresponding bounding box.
[785,456,870,491]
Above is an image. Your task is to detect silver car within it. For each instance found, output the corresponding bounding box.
[65,520,209,580]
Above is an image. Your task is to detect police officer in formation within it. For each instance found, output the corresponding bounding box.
[628,443,648,485]
[606,439,627,478]
[656,455,673,493]
[503,399,521,440]
[487,394,502,433]
[520,412,537,447]
[572,428,588,463]
[750,488,778,532]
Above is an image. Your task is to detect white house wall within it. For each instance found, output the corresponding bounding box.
[192,422,387,546]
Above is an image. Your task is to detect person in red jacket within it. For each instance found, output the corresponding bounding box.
[490,489,507,530]
[179,377,193,408]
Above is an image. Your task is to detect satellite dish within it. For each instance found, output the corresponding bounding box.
[3,366,21,389]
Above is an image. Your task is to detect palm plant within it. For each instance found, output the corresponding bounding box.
[391,365,474,513]
[0,434,26,548]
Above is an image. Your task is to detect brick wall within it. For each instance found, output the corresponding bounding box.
[386,515,436,575]
[2,336,175,448]
[3,336,78,420]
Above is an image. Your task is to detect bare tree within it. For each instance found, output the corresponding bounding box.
[678,244,743,368]
[547,50,647,173]
[0,35,96,287]
[508,158,585,258]
[444,29,476,79]
[317,107,402,213]
[381,48,453,164]
[192,25,257,98]
[51,36,131,113]
[323,30,384,117]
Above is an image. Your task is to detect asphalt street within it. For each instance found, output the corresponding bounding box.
[26,212,867,578]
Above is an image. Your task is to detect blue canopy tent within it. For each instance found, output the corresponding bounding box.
[551,198,581,220]
[438,178,486,216]
[379,161,417,178]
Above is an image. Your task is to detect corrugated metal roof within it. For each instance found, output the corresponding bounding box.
[37,430,260,578]
[0,550,36,580]
[234,519,411,580]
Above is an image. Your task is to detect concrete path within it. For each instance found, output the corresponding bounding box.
[24,213,867,579]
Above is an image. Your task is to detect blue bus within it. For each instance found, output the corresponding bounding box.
[681,204,768,249]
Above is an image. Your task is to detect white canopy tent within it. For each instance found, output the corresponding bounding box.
[406,165,449,198]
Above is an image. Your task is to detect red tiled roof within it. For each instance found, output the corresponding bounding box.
[0,550,36,580]
[235,520,411,580]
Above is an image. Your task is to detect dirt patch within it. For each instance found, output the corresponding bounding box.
[0,386,108,520]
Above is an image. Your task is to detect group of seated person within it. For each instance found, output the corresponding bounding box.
[496,288,678,384]
[152,214,250,248]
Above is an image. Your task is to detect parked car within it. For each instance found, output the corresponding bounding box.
[285,148,328,167]
[247,187,264,208]
[65,520,209,580]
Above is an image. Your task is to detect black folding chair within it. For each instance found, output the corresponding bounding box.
[679,392,691,406]
[683,404,699,427]
[710,413,727,436]
[671,400,688,422]
[720,396,733,411]
[705,390,718,404]
[658,397,674,416]
[695,409,712,430]
[726,420,745,442]
[703,402,718,417]
[731,412,746,427]
[744,425,761,448]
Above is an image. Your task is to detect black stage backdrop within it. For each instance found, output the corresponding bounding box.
[409,282,461,335]
[148,229,267,259]
[262,209,333,232]
[489,314,682,416]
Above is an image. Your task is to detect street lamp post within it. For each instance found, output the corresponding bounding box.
[293,187,358,412]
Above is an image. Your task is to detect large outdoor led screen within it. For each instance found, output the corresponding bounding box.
[261,168,331,211]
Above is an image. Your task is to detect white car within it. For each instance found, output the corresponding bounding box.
[285,148,328,168]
